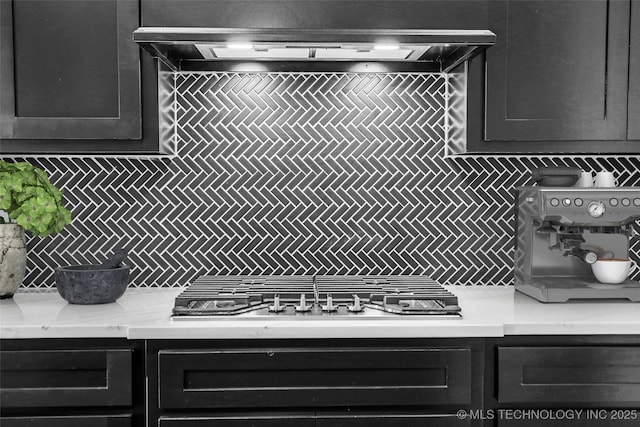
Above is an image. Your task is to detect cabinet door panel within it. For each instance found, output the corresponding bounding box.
[158,347,472,409]
[0,415,131,427]
[159,415,315,427]
[0,349,132,408]
[498,346,640,405]
[485,0,630,141]
[498,416,639,427]
[629,0,640,139]
[0,0,140,139]
[141,0,489,29]
[317,414,470,427]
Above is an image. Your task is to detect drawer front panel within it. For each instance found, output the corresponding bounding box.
[498,414,640,427]
[498,346,640,404]
[159,414,469,427]
[159,415,315,427]
[0,415,131,427]
[159,347,472,409]
[317,414,471,426]
[0,349,132,407]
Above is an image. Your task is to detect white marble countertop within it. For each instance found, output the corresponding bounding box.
[1,286,640,339]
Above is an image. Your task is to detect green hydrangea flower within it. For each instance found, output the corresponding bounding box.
[0,160,72,236]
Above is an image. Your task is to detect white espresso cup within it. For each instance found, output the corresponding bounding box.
[593,171,618,187]
[574,171,593,187]
[591,258,637,284]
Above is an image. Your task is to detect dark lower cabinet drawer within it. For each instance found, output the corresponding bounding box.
[158,414,315,427]
[159,413,469,427]
[0,415,131,427]
[0,349,132,408]
[498,346,640,404]
[316,413,471,426]
[158,347,472,409]
[497,412,639,427]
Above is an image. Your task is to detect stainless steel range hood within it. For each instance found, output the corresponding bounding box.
[133,28,495,72]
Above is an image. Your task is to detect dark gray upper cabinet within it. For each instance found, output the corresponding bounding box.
[0,0,140,140]
[485,0,629,142]
[141,0,489,30]
[467,0,640,153]
[0,0,165,155]
[629,0,640,140]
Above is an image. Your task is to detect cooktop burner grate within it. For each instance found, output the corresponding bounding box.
[172,275,461,318]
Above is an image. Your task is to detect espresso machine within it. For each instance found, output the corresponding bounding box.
[515,186,640,302]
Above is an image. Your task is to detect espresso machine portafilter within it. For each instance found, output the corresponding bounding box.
[514,187,640,302]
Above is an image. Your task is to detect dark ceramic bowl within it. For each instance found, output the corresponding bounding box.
[54,265,130,304]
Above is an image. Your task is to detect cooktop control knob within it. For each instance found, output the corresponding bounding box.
[588,200,606,218]
[347,294,364,312]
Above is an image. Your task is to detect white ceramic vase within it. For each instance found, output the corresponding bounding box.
[0,224,27,298]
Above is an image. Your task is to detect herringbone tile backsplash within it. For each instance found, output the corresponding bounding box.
[18,72,640,287]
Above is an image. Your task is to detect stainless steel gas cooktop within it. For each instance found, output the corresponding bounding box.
[172,275,461,320]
